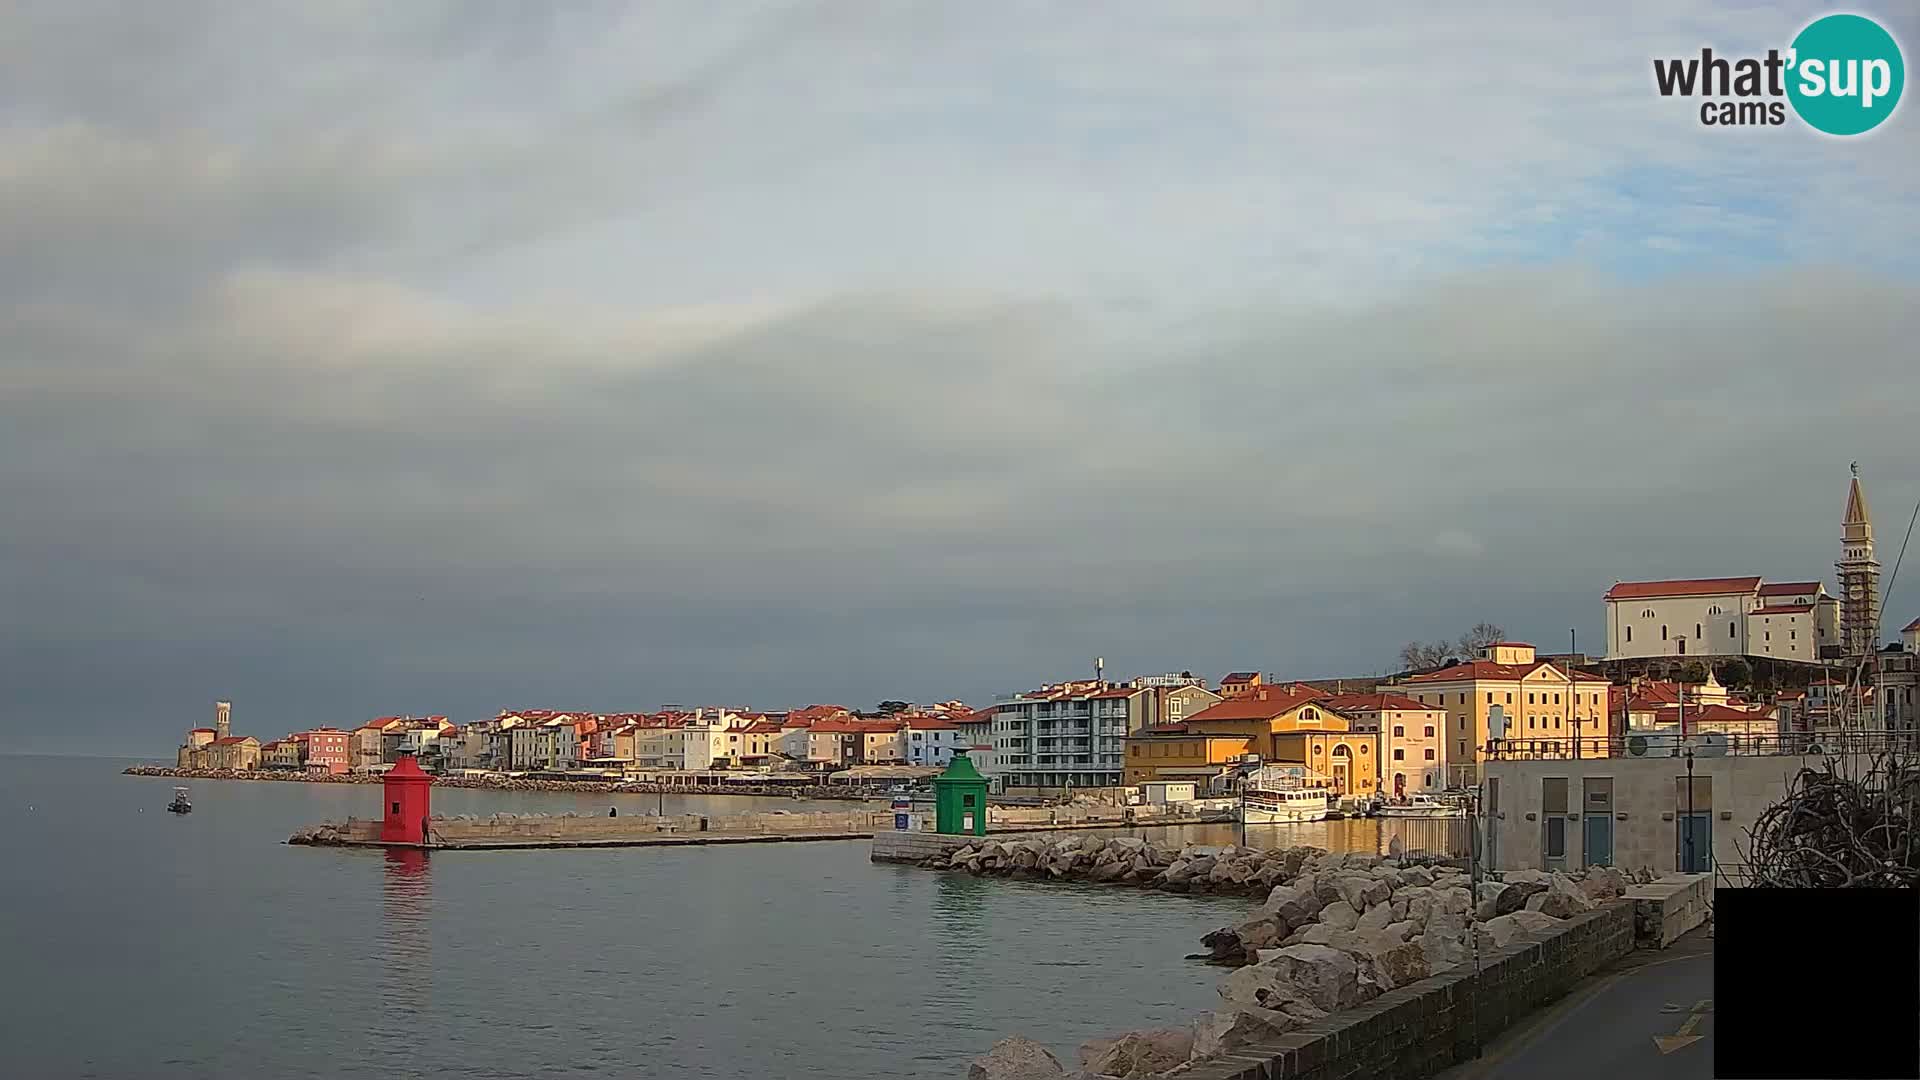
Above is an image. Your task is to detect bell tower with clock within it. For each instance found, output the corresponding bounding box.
[1837,462,1880,657]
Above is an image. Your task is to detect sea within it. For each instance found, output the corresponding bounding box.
[1,754,1415,1079]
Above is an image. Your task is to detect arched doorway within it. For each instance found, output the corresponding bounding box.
[1331,744,1351,794]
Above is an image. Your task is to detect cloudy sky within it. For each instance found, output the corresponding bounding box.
[4,2,1918,755]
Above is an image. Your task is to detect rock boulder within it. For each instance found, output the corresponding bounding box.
[967,1036,1066,1080]
[1078,1028,1194,1079]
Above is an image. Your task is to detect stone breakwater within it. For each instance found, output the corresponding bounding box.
[955,840,1659,1080]
[121,765,875,801]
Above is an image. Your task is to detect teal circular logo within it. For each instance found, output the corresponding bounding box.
[1787,14,1904,135]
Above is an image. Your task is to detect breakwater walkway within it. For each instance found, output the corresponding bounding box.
[124,765,874,800]
[289,808,1237,851]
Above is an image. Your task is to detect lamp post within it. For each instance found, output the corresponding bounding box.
[1570,628,1579,759]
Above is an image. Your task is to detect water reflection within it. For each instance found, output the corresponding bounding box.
[1025,817,1470,858]
[378,849,432,1019]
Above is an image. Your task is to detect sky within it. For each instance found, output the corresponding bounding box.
[4,2,1919,755]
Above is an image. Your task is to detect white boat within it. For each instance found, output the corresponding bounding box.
[1377,793,1464,819]
[1239,767,1331,824]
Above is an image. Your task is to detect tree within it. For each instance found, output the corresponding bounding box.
[1715,658,1753,690]
[875,700,913,715]
[1456,622,1507,657]
[1398,640,1454,673]
[1677,661,1709,684]
[1399,621,1505,673]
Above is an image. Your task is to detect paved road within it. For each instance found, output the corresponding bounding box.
[1438,927,1715,1080]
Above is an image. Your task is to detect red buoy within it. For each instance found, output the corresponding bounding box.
[380,754,434,845]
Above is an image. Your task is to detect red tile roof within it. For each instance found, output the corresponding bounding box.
[1758,582,1823,596]
[1487,642,1533,649]
[1222,672,1260,683]
[1649,704,1774,725]
[212,736,253,746]
[1407,660,1609,684]
[1604,576,1762,600]
[1185,687,1327,722]
[1319,692,1441,714]
[188,728,216,734]
[1904,617,1920,633]
[1087,687,1144,700]
[904,718,959,731]
[741,720,784,734]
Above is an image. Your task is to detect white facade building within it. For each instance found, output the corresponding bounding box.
[992,683,1144,790]
[901,718,964,767]
[1604,577,1839,662]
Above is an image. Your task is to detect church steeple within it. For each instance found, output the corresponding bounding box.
[1837,462,1881,656]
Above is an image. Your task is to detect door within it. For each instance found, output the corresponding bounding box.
[1484,776,1500,870]
[1680,814,1712,872]
[1583,814,1614,868]
[1544,815,1569,872]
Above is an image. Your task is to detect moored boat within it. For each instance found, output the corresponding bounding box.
[1376,793,1463,818]
[1239,766,1331,824]
[166,786,193,814]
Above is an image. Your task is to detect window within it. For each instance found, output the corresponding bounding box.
[1358,744,1369,754]
[1486,692,1494,703]
[1424,749,1436,760]
[1626,626,1632,643]
[1553,693,1561,705]
[1458,740,1467,755]
[1765,631,1771,642]
[1642,608,1655,618]
[1529,718,1536,729]
[1661,625,1669,640]
[1709,604,1722,615]
[391,802,401,815]
[1505,692,1512,704]
[1695,624,1702,638]
[1459,693,1466,705]
[1790,630,1796,640]
[1129,745,1139,757]
[1424,725,1436,737]
[1393,725,1405,737]
[1729,621,1736,637]
[1528,693,1536,705]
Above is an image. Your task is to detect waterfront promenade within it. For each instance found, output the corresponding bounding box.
[1435,926,1714,1080]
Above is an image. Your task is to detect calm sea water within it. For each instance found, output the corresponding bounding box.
[0,755,1347,1080]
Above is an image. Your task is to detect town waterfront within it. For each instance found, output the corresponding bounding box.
[2,756,1295,1079]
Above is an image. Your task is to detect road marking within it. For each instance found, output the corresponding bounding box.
[1654,1000,1711,1054]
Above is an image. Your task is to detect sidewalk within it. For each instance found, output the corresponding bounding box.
[1436,925,1715,1080]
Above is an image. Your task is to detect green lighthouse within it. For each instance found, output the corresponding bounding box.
[932,750,989,835]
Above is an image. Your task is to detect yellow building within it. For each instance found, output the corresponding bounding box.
[1123,687,1380,796]
[1400,642,1611,786]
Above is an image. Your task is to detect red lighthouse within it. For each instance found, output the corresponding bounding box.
[380,754,434,845]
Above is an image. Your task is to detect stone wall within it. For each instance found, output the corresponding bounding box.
[873,831,988,864]
[1176,901,1637,1080]
[1624,873,1711,948]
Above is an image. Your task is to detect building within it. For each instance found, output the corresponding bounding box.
[1838,465,1880,657]
[1481,734,1899,878]
[1603,577,1840,662]
[1320,692,1446,797]
[901,717,964,767]
[1219,672,1262,699]
[260,739,300,770]
[175,702,247,768]
[294,729,352,775]
[991,682,1144,791]
[203,735,261,771]
[1145,683,1223,730]
[1124,686,1380,797]
[1398,642,1611,786]
[1903,617,1920,655]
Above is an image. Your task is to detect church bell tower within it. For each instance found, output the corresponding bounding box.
[1837,463,1880,657]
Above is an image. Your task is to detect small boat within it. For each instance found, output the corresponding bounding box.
[1240,767,1331,824]
[1376,793,1464,819]
[166,787,193,814]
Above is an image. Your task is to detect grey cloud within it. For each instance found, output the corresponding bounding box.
[4,3,1920,754]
